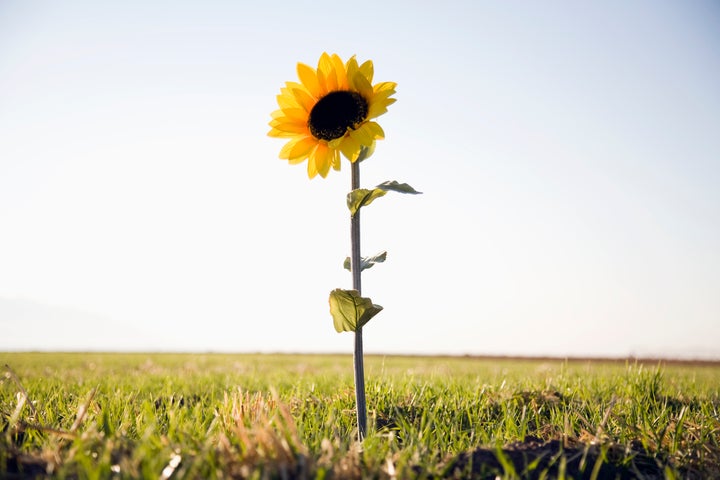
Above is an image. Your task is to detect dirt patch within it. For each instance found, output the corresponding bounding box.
[433,436,672,479]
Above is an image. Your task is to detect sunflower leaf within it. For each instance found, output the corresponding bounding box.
[347,181,422,216]
[328,289,383,333]
[347,188,387,216]
[343,251,388,272]
[376,180,423,195]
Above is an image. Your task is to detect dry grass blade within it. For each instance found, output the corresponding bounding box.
[10,422,77,440]
[384,456,397,479]
[70,387,97,433]
[4,366,78,440]
[216,389,312,477]
[596,396,617,438]
[9,393,26,429]
[4,364,39,419]
[272,388,307,456]
[159,452,182,480]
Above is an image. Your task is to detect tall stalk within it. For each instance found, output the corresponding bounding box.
[350,152,367,440]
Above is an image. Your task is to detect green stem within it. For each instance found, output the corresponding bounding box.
[351,150,367,441]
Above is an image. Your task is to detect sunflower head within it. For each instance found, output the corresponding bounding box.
[268,53,397,179]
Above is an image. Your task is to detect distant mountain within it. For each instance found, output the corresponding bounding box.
[0,297,148,351]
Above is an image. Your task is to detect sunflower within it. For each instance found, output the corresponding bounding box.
[268,53,397,179]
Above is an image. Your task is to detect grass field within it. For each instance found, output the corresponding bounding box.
[1,352,719,479]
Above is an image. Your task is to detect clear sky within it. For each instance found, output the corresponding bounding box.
[1,1,719,358]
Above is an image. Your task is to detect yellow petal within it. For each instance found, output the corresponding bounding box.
[351,72,373,100]
[375,94,396,108]
[326,70,338,92]
[279,137,301,159]
[268,128,303,138]
[276,92,299,110]
[365,121,385,139]
[269,119,307,134]
[270,109,286,119]
[345,56,359,79]
[277,107,308,122]
[297,62,321,98]
[307,147,319,178]
[268,116,303,127]
[371,88,396,104]
[373,81,397,94]
[317,52,333,74]
[327,136,344,149]
[283,81,308,100]
[291,88,317,113]
[323,150,339,177]
[338,134,362,161]
[363,141,376,159]
[349,122,374,146]
[313,143,333,178]
[359,60,374,84]
[367,103,388,119]
[317,53,338,91]
[287,136,317,162]
[368,95,396,119]
[318,53,344,92]
[315,68,328,96]
[330,54,348,90]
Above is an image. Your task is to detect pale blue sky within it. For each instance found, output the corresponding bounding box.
[1,1,719,358]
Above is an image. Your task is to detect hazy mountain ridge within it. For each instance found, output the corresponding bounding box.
[0,297,149,351]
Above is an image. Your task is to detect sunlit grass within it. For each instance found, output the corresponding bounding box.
[2,353,718,478]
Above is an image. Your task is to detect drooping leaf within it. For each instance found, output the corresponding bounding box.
[343,251,388,272]
[376,180,423,195]
[346,180,422,216]
[347,188,387,216]
[328,289,383,333]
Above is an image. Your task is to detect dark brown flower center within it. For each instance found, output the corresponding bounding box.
[308,91,368,141]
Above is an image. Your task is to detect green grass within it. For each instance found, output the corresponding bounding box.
[1,352,719,479]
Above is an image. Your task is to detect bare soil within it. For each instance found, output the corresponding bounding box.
[434,435,686,480]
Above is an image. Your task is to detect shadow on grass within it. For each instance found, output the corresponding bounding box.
[433,436,669,480]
